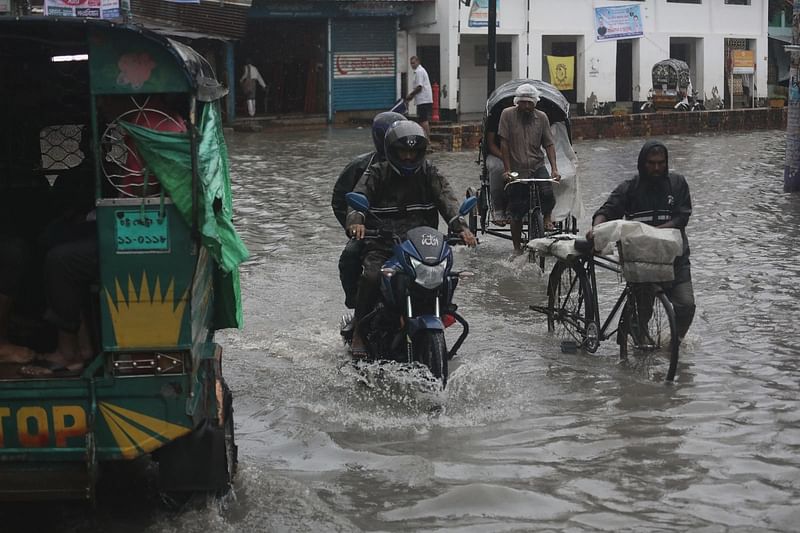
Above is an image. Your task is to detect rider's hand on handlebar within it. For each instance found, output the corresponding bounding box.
[551,170,562,182]
[348,223,366,240]
[460,228,478,248]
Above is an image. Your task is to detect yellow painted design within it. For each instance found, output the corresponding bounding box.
[104,271,187,348]
[99,402,190,459]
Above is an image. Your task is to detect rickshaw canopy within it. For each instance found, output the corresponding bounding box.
[485,79,571,126]
[0,17,228,101]
[652,59,691,91]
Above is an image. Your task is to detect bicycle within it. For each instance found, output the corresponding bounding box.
[529,235,681,382]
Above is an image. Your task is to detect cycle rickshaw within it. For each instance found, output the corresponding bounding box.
[528,221,684,382]
[649,58,692,111]
[470,79,582,251]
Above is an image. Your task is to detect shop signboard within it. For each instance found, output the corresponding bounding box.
[0,0,11,13]
[594,5,643,42]
[333,52,394,79]
[44,0,120,19]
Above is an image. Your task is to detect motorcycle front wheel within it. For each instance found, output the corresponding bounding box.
[413,330,448,388]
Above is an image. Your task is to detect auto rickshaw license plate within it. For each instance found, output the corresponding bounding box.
[115,210,170,252]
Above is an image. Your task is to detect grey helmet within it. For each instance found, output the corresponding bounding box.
[384,120,428,176]
[371,111,406,157]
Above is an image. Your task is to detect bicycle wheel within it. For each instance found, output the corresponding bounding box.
[546,260,596,351]
[618,285,680,381]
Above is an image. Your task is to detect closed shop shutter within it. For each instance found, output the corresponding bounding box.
[332,18,396,112]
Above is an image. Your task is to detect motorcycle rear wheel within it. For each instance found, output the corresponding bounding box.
[413,330,448,388]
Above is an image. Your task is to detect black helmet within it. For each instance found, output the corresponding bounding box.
[384,121,428,176]
[372,112,406,156]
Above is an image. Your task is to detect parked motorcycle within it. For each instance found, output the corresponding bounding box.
[674,90,705,112]
[340,192,477,389]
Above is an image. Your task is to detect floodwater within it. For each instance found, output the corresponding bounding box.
[9,128,800,532]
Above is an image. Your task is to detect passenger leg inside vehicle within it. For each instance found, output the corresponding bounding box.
[0,294,35,364]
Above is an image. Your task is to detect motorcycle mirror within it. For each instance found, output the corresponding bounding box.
[345,192,370,213]
[458,196,478,217]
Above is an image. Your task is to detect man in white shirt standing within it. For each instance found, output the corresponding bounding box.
[240,59,267,117]
[403,56,433,138]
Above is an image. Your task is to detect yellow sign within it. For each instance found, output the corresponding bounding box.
[731,50,755,74]
[547,55,574,91]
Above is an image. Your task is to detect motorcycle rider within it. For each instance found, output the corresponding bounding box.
[332,111,405,309]
[346,120,477,358]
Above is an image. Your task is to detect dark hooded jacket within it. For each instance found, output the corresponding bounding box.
[593,140,692,260]
[331,151,379,230]
[345,160,467,247]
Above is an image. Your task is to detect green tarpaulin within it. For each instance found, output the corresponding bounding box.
[119,103,248,329]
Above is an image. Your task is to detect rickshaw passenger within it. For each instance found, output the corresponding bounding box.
[484,96,514,225]
[0,236,35,364]
[587,140,695,341]
[331,111,405,309]
[498,84,562,252]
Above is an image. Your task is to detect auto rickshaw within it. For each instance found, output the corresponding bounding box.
[649,58,692,110]
[0,17,247,501]
[472,79,582,250]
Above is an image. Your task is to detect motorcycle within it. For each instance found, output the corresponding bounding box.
[340,192,478,389]
[674,90,705,112]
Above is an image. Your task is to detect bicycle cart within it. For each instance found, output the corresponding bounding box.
[469,79,582,249]
[528,221,684,382]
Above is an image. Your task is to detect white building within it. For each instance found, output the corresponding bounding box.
[402,0,768,118]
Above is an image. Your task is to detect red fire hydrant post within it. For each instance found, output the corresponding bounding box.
[432,83,440,122]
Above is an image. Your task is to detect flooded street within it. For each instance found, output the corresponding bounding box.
[213,128,800,531]
[8,128,799,532]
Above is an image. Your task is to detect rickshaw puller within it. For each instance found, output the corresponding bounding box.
[498,84,561,252]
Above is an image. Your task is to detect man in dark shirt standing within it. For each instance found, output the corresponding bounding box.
[588,140,695,340]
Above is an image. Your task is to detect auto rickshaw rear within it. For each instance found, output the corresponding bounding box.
[0,17,247,501]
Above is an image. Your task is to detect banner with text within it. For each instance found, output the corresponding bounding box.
[44,0,120,19]
[594,4,643,42]
[547,55,575,91]
[0,0,11,13]
[468,0,501,28]
[333,53,395,79]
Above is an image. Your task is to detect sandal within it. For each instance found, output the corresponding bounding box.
[492,219,510,227]
[350,346,369,360]
[19,358,85,378]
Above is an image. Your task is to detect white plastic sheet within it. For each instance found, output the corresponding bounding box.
[592,220,683,282]
[527,235,583,262]
[543,122,583,223]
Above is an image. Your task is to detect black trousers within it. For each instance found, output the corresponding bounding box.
[338,238,365,309]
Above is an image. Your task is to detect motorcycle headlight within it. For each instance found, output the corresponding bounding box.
[409,257,447,290]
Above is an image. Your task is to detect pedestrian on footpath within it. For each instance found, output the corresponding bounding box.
[403,56,433,139]
[240,59,267,118]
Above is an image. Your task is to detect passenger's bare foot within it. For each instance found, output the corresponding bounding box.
[18,351,87,377]
[0,341,35,364]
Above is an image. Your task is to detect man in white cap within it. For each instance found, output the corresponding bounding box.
[498,83,561,252]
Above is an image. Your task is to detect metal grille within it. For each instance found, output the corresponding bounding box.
[40,125,86,171]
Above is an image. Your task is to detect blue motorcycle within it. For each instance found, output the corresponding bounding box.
[340,193,477,388]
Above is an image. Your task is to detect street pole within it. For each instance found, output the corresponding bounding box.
[784,0,800,192]
[487,0,497,98]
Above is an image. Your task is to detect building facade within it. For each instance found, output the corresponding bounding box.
[405,0,769,118]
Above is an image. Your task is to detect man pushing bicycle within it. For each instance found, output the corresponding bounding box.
[587,140,695,341]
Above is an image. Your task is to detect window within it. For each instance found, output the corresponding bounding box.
[667,0,701,3]
[475,42,512,72]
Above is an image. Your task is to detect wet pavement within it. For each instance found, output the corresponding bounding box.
[8,128,800,532]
